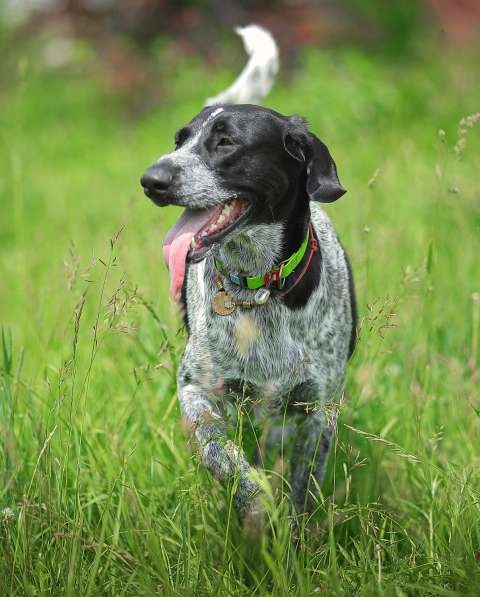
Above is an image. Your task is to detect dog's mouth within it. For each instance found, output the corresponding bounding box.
[188,197,251,261]
[163,196,251,301]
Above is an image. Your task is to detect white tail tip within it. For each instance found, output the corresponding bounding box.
[205,24,279,107]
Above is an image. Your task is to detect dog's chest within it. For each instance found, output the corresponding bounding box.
[185,261,326,392]
[208,304,308,387]
[182,205,352,411]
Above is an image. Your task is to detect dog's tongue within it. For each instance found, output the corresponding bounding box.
[163,207,216,301]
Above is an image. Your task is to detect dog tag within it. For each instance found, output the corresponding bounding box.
[212,290,236,316]
[254,288,270,305]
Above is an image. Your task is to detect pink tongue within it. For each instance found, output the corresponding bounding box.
[162,207,216,301]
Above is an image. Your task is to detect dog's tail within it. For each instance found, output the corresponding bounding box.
[205,24,279,107]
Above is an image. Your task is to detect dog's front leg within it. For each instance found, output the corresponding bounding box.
[177,367,260,516]
[290,409,333,514]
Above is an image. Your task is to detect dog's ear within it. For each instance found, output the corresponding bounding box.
[305,133,346,202]
[284,126,346,203]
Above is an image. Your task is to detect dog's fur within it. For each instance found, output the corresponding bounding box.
[141,27,356,516]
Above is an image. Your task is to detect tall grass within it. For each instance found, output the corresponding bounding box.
[1,39,479,595]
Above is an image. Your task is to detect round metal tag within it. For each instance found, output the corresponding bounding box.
[254,288,270,305]
[212,290,236,316]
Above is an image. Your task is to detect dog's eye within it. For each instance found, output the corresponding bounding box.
[216,137,234,148]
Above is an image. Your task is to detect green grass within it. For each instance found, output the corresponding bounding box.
[1,37,480,595]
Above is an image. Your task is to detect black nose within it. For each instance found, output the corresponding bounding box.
[140,160,176,195]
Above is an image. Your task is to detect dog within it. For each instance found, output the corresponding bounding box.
[140,26,356,516]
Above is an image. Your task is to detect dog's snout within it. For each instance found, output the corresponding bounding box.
[141,160,177,197]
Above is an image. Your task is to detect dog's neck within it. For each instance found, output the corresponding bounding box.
[213,183,310,277]
[213,222,285,276]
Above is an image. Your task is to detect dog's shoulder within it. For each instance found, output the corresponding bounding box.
[310,203,357,357]
[310,203,342,262]
[310,203,348,293]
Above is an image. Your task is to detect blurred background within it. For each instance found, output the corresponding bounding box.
[2,0,480,103]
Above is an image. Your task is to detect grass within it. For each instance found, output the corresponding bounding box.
[1,34,480,595]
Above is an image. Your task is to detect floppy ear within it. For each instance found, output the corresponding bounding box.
[284,130,346,203]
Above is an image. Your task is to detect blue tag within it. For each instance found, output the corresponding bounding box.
[229,272,241,285]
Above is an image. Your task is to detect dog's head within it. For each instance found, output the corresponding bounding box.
[140,105,345,298]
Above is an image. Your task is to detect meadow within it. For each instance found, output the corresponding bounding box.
[1,35,480,595]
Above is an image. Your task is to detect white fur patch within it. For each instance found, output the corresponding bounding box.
[202,107,224,128]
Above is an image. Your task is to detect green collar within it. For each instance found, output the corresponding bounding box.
[213,225,312,290]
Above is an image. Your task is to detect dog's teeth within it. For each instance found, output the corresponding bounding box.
[191,238,196,249]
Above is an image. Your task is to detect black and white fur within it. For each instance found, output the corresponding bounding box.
[141,26,357,516]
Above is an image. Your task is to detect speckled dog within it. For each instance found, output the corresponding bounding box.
[141,26,356,516]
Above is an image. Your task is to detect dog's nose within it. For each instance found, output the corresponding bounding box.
[141,160,176,195]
